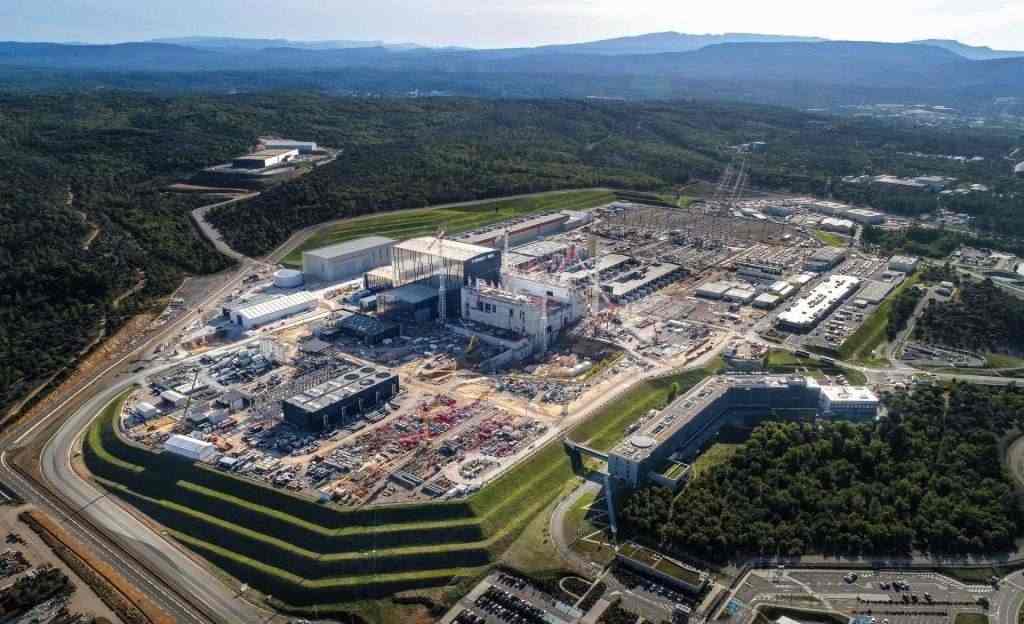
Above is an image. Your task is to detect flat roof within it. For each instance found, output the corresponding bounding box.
[304,236,396,261]
[858,279,897,304]
[512,240,571,258]
[608,262,681,297]
[239,149,297,158]
[821,385,879,402]
[395,237,494,262]
[777,274,860,327]
[235,291,318,321]
[809,247,846,262]
[285,363,396,413]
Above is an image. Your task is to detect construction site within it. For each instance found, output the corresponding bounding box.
[117,157,912,508]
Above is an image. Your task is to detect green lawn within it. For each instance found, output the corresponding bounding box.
[839,271,921,364]
[282,190,615,266]
[955,614,989,624]
[985,352,1024,369]
[690,444,741,481]
[813,230,847,247]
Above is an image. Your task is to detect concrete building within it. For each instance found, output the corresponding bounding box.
[606,262,685,303]
[776,274,861,332]
[273,268,304,288]
[736,261,786,280]
[282,362,399,431]
[454,212,569,249]
[804,248,846,272]
[302,236,396,284]
[261,139,317,153]
[159,390,187,408]
[134,401,159,419]
[889,255,920,273]
[845,208,885,225]
[724,287,756,304]
[752,293,781,309]
[461,274,584,355]
[602,374,877,489]
[164,434,217,462]
[232,148,299,170]
[229,291,319,329]
[695,281,732,300]
[819,385,879,419]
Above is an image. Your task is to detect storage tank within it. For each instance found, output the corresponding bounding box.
[273,268,304,288]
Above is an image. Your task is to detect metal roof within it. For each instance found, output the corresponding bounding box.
[304,236,396,261]
[235,291,318,321]
[394,237,493,262]
[165,434,214,455]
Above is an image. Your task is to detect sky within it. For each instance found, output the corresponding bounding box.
[2,0,1021,50]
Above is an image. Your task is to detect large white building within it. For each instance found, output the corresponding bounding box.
[302,236,396,284]
[461,273,584,354]
[164,434,217,462]
[776,274,861,331]
[819,385,880,420]
[230,291,319,329]
[261,139,318,154]
[232,148,298,170]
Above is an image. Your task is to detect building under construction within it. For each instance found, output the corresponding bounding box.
[377,237,501,323]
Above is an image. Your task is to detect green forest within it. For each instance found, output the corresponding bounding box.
[913,279,1024,354]
[2,91,1023,415]
[620,383,1024,559]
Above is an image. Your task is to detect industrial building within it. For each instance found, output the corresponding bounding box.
[302,236,395,284]
[857,279,898,304]
[164,434,217,462]
[228,291,319,329]
[232,148,298,170]
[723,287,756,304]
[804,248,846,272]
[752,293,781,308]
[736,261,785,280]
[605,262,685,303]
[282,363,400,431]
[273,268,304,288]
[454,212,569,249]
[696,281,733,300]
[461,273,585,355]
[846,208,885,225]
[889,255,920,273]
[377,237,501,322]
[776,274,860,332]
[261,139,317,153]
[603,374,878,488]
[319,312,401,345]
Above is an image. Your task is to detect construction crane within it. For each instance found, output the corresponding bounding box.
[425,227,449,325]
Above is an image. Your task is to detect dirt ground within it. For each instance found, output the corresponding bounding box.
[0,502,122,623]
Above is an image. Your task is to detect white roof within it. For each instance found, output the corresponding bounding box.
[160,389,186,402]
[890,255,918,264]
[395,237,494,262]
[1015,161,1024,174]
[820,385,879,403]
[777,274,860,327]
[164,434,214,454]
[235,291,318,321]
[136,401,158,413]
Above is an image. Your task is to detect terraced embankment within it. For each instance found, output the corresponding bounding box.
[84,367,714,610]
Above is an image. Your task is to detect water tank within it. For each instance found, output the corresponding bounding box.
[273,269,304,288]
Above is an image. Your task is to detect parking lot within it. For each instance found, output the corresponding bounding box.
[726,569,995,624]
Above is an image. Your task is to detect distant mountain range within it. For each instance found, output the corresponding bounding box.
[0,32,1021,110]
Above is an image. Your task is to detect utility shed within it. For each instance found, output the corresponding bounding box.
[164,434,217,462]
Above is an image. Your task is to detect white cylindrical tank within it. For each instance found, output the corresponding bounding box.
[273,269,304,288]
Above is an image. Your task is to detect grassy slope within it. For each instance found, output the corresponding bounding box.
[281,190,615,266]
[813,230,847,247]
[765,349,867,385]
[86,363,719,613]
[839,272,921,363]
[690,444,741,481]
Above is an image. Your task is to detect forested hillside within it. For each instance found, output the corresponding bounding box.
[621,383,1023,559]
[1,92,1022,416]
[913,279,1024,354]
[207,97,1021,256]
